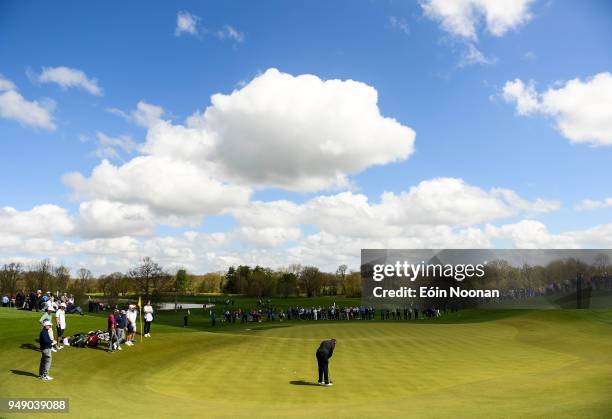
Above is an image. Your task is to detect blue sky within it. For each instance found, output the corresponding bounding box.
[1,1,611,274]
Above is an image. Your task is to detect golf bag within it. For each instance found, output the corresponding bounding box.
[69,333,88,348]
[86,333,99,347]
[86,329,109,347]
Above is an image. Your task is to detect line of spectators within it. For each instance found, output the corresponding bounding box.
[207,303,448,326]
[2,289,83,315]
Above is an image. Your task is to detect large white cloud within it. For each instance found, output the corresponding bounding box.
[0,75,55,129]
[187,68,416,191]
[0,205,74,237]
[378,178,559,226]
[66,68,415,225]
[420,0,534,40]
[503,73,612,146]
[230,178,559,239]
[63,156,251,222]
[37,66,102,96]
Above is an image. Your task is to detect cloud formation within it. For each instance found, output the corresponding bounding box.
[175,11,201,37]
[577,198,612,211]
[216,25,245,42]
[0,205,74,238]
[38,66,103,96]
[194,68,416,191]
[66,68,416,226]
[63,156,251,222]
[420,0,534,40]
[0,75,55,129]
[503,72,612,146]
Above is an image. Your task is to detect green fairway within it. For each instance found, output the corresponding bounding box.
[1,308,612,418]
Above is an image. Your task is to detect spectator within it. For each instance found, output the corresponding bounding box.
[143,300,154,337]
[55,303,67,350]
[115,309,126,351]
[39,320,55,380]
[126,305,137,346]
[39,306,57,353]
[183,309,190,327]
[107,309,118,353]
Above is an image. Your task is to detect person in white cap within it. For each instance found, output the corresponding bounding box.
[39,305,58,352]
[55,303,67,349]
[126,304,137,345]
[39,305,54,326]
[39,320,55,380]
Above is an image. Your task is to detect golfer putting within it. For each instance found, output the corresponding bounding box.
[316,338,336,386]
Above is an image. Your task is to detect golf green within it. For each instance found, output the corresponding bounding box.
[1,308,612,418]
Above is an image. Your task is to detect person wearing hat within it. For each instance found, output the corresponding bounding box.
[39,320,55,380]
[39,306,58,353]
[126,305,137,346]
[39,305,54,325]
[55,302,67,350]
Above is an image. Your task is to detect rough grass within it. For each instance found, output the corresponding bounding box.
[1,308,612,418]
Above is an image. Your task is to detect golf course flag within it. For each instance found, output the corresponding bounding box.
[138,296,143,342]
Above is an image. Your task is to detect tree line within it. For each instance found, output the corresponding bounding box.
[483,255,611,291]
[0,258,362,302]
[221,264,361,298]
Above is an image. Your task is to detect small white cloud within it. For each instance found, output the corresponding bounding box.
[502,72,612,146]
[176,11,201,37]
[0,74,55,130]
[576,198,612,211]
[388,16,410,35]
[457,43,497,67]
[216,25,245,42]
[420,0,534,41]
[38,66,102,96]
[502,78,540,114]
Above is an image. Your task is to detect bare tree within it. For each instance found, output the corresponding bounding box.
[128,257,166,299]
[53,265,70,294]
[33,259,53,292]
[70,268,93,301]
[0,262,23,294]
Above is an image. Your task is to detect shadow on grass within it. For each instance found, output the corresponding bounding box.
[90,344,109,351]
[290,380,320,386]
[20,343,40,352]
[11,369,39,378]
